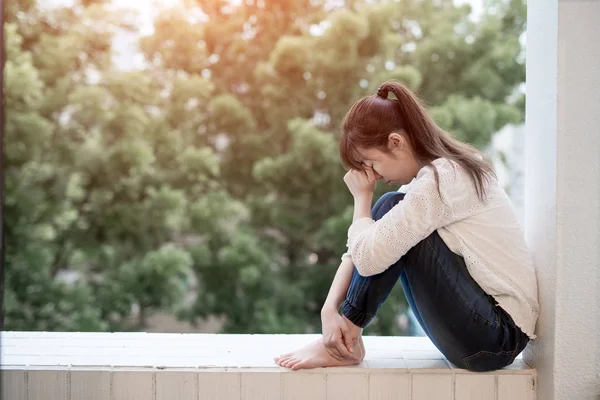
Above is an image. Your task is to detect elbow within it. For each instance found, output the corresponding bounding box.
[350,242,378,277]
[350,245,378,277]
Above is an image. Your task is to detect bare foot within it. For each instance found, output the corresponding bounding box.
[274,337,365,370]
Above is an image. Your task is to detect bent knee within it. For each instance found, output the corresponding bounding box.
[372,191,405,219]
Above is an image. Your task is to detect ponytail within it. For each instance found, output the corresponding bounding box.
[341,81,495,200]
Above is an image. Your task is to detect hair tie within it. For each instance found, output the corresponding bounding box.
[376,86,388,99]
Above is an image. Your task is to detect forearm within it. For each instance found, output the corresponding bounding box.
[321,193,372,314]
[352,194,373,222]
[321,255,355,314]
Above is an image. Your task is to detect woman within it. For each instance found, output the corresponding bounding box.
[274,81,539,372]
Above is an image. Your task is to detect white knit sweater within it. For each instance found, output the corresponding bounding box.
[343,158,539,339]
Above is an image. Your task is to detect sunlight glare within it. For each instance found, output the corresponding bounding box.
[123,0,182,8]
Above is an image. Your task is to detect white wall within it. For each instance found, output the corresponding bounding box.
[1,332,538,400]
[525,1,600,400]
[490,124,526,225]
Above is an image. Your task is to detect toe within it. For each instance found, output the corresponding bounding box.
[276,356,290,366]
[288,358,301,370]
[283,357,297,368]
[290,360,304,370]
[281,358,292,368]
[273,356,289,364]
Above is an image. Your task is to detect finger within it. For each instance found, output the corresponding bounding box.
[335,342,351,358]
[335,338,357,360]
[345,335,356,353]
[339,346,360,361]
[332,348,347,360]
[339,324,351,351]
[324,339,346,359]
[340,328,361,361]
[343,171,351,183]
[365,168,378,183]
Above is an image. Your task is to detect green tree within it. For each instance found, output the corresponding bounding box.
[4,0,526,336]
[139,0,525,334]
[3,1,230,331]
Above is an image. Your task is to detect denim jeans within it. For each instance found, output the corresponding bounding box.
[340,192,529,372]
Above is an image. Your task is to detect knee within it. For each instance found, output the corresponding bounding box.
[372,191,405,219]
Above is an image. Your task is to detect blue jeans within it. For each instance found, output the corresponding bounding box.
[341,192,529,372]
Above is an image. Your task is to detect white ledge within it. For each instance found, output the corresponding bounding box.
[0,332,534,372]
[1,332,537,400]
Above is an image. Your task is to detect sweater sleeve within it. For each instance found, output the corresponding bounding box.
[346,163,456,276]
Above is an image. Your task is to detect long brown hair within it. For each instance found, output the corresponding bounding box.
[340,81,495,200]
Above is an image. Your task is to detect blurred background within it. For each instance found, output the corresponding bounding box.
[2,0,526,335]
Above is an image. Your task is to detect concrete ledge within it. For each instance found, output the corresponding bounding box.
[0,332,536,399]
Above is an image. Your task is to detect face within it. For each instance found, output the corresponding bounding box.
[356,133,421,186]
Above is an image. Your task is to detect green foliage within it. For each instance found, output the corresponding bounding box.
[4,0,526,335]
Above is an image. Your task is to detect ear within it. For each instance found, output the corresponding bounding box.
[387,133,405,151]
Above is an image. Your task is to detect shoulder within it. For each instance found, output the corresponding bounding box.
[414,157,496,201]
[416,158,467,183]
[406,158,461,204]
